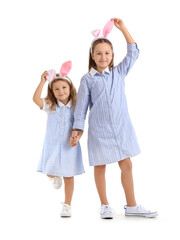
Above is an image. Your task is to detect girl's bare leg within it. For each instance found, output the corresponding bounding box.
[47,175,55,178]
[63,177,74,205]
[118,158,137,206]
[94,165,109,205]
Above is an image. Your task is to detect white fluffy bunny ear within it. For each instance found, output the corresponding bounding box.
[91,29,101,38]
[102,19,114,37]
[46,69,56,83]
[60,61,72,77]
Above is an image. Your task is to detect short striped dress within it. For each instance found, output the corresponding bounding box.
[73,43,141,166]
[37,99,85,177]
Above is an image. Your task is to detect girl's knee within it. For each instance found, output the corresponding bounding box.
[94,165,106,169]
[63,177,74,183]
[94,165,106,171]
[118,158,132,172]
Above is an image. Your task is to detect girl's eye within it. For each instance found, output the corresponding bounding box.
[55,88,59,90]
[106,53,110,54]
[63,87,66,89]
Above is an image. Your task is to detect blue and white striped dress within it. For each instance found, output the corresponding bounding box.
[73,43,141,166]
[37,99,85,177]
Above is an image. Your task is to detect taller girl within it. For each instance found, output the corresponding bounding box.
[71,18,157,219]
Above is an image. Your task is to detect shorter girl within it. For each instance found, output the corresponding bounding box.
[33,61,84,217]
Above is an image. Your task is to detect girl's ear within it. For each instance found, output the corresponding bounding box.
[91,53,94,60]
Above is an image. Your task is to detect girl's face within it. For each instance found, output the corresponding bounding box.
[91,42,113,73]
[52,80,70,105]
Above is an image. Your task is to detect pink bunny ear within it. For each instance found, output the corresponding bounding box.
[91,29,100,38]
[102,19,114,37]
[46,69,56,82]
[60,61,72,77]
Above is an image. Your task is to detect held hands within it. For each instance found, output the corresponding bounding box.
[70,130,83,147]
[111,18,125,31]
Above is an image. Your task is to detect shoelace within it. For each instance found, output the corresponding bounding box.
[61,202,71,211]
[50,177,58,182]
[100,205,112,214]
[53,177,59,184]
[137,205,151,213]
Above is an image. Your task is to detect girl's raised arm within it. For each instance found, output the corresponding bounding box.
[33,71,48,109]
[112,18,135,44]
[112,18,139,77]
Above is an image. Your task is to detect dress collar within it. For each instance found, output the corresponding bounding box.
[89,67,110,76]
[57,99,72,108]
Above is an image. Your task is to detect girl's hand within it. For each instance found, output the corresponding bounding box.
[70,130,78,147]
[70,136,77,147]
[41,71,48,83]
[70,130,83,147]
[112,18,135,44]
[33,71,48,108]
[112,18,125,31]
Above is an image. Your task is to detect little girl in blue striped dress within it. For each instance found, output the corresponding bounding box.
[71,19,158,219]
[33,61,84,217]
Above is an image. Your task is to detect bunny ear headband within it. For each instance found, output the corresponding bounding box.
[46,61,72,88]
[90,19,114,53]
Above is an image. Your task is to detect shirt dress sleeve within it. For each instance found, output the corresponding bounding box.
[73,77,91,130]
[116,43,139,78]
[41,98,51,113]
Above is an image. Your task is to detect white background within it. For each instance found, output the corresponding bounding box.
[1,0,180,239]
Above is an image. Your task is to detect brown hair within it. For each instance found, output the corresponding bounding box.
[45,76,77,111]
[88,38,114,71]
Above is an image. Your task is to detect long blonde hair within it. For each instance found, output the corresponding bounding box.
[89,38,114,71]
[45,77,77,111]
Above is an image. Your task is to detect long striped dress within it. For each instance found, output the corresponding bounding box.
[73,43,141,166]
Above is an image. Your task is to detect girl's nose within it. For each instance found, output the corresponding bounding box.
[100,55,105,60]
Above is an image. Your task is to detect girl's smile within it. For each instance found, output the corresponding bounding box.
[91,42,113,73]
[52,80,70,105]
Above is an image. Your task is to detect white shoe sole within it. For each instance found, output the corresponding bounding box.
[100,213,114,219]
[61,213,71,217]
[125,212,158,218]
[54,185,62,189]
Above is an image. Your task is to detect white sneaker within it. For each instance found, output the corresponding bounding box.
[100,204,114,219]
[124,205,158,218]
[50,176,62,189]
[60,203,72,217]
